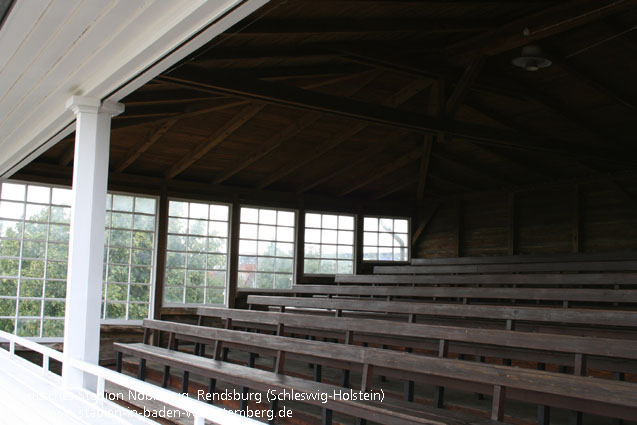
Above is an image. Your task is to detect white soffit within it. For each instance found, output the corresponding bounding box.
[0,0,269,177]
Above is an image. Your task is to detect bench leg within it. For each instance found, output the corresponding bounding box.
[476,356,485,400]
[207,379,216,404]
[194,343,200,356]
[137,359,146,381]
[222,347,229,361]
[314,364,322,382]
[404,379,414,402]
[268,398,278,425]
[321,408,332,425]
[537,405,550,425]
[161,366,171,388]
[379,345,388,382]
[248,352,256,368]
[612,372,625,425]
[240,387,249,411]
[199,343,206,357]
[181,371,189,395]
[570,412,583,425]
[341,369,350,388]
[433,386,445,408]
[116,352,122,373]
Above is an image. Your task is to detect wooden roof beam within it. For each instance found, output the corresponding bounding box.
[225,18,494,35]
[447,0,637,64]
[445,56,486,118]
[164,103,264,180]
[373,177,418,200]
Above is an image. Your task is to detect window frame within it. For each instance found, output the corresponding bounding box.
[163,197,232,308]
[102,190,160,325]
[302,210,356,276]
[361,215,411,263]
[237,205,298,290]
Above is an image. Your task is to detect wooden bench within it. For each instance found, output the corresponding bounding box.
[287,284,637,306]
[374,260,637,275]
[115,320,505,425]
[247,295,637,339]
[196,306,637,375]
[410,252,637,266]
[334,272,637,286]
[114,319,637,423]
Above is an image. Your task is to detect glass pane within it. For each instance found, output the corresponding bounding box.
[395,219,408,233]
[25,204,49,222]
[133,231,153,249]
[239,240,257,255]
[259,209,277,225]
[206,270,226,287]
[305,243,320,258]
[131,266,151,284]
[305,228,320,243]
[338,245,353,260]
[0,279,17,296]
[43,300,65,317]
[322,229,337,244]
[319,260,336,274]
[258,257,275,272]
[240,224,257,239]
[363,232,377,246]
[322,244,337,258]
[17,319,40,337]
[166,252,185,268]
[205,287,225,304]
[46,261,66,279]
[128,303,149,320]
[322,214,338,229]
[168,218,188,233]
[105,303,126,319]
[50,206,71,224]
[189,219,207,236]
[238,272,256,288]
[2,183,25,201]
[256,273,274,289]
[276,226,294,242]
[275,258,293,273]
[164,287,184,303]
[189,203,208,219]
[187,253,206,269]
[133,214,155,231]
[274,274,292,289]
[208,221,228,237]
[305,213,321,228]
[238,256,257,272]
[379,247,393,261]
[363,246,378,260]
[363,217,378,231]
[339,215,354,230]
[0,239,20,257]
[169,201,188,217]
[208,237,227,254]
[258,225,276,241]
[110,230,132,247]
[21,260,44,278]
[0,201,24,220]
[379,232,393,247]
[134,197,156,214]
[337,260,353,274]
[210,205,229,221]
[240,208,259,223]
[338,230,353,245]
[394,233,408,248]
[277,211,295,226]
[42,320,64,337]
[0,220,21,238]
[51,188,72,206]
[276,242,294,257]
[304,259,320,274]
[27,186,50,204]
[207,254,226,270]
[44,281,66,298]
[187,236,206,252]
[112,195,134,212]
[19,280,42,297]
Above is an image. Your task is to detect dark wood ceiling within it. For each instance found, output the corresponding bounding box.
[21,0,637,210]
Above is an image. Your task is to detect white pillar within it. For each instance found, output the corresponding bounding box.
[63,96,124,389]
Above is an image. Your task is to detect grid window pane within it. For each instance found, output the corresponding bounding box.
[164,200,230,306]
[303,212,355,275]
[238,207,296,289]
[362,217,410,262]
[1,182,158,339]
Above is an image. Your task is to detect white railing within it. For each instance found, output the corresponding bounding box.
[0,330,261,425]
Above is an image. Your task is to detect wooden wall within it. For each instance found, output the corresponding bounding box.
[414,179,637,258]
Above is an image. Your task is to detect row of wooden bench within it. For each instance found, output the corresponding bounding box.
[115,312,637,425]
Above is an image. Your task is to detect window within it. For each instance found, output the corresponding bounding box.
[103,194,158,320]
[304,213,354,274]
[164,200,230,305]
[363,217,409,261]
[238,207,296,289]
[0,181,159,340]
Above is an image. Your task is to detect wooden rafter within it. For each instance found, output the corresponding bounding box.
[212,112,322,185]
[164,103,264,180]
[158,70,627,164]
[447,0,637,63]
[258,77,428,190]
[445,56,486,118]
[373,177,418,200]
[431,151,512,189]
[339,148,422,196]
[428,173,474,193]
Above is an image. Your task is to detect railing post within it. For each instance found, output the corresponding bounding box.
[42,355,50,376]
